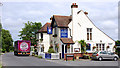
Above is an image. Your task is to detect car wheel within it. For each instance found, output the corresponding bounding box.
[98,57,102,61]
[113,57,118,61]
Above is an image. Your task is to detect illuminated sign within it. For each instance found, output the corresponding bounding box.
[61,28,68,38]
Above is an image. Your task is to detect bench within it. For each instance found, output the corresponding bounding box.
[66,55,74,61]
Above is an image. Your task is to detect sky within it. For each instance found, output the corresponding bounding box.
[0,0,119,41]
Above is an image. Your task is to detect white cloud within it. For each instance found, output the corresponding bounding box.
[1,2,118,41]
[2,18,25,41]
[100,20,117,29]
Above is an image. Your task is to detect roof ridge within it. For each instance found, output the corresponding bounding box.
[53,15,70,17]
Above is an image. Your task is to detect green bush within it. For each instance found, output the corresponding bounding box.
[35,54,38,57]
[48,48,55,53]
[1,49,6,53]
[38,56,42,59]
[83,54,90,59]
[32,53,35,56]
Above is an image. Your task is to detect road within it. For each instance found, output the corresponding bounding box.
[1,52,119,68]
[2,52,65,66]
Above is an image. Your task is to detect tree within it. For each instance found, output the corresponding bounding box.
[78,40,86,53]
[0,23,2,51]
[2,29,13,52]
[115,40,120,44]
[18,21,42,46]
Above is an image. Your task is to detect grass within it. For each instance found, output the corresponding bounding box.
[0,63,2,68]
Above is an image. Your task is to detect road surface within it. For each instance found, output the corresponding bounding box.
[1,52,119,68]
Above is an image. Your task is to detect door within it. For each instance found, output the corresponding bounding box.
[62,45,64,58]
[65,45,67,53]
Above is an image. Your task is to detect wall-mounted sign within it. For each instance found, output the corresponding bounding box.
[61,28,68,38]
[47,26,52,34]
[74,48,80,52]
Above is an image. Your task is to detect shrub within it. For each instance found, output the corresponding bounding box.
[32,53,35,56]
[83,54,90,59]
[38,56,42,59]
[48,48,55,53]
[35,54,38,57]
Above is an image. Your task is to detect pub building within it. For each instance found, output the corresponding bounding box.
[36,3,115,60]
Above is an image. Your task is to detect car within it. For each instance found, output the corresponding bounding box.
[92,51,119,61]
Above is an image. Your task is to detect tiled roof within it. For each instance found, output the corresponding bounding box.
[38,23,51,33]
[60,38,74,44]
[52,15,72,28]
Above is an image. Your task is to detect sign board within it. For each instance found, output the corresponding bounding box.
[18,41,30,52]
[61,28,68,38]
[47,26,52,34]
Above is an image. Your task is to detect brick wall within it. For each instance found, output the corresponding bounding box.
[64,53,93,60]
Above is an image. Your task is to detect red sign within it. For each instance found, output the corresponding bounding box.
[18,41,30,52]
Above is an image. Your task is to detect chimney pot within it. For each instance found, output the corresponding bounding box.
[71,3,78,8]
[72,3,74,5]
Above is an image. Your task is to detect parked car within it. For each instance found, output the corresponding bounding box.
[92,51,119,61]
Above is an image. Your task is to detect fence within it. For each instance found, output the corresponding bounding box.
[38,53,59,59]
[51,53,59,59]
[38,52,45,58]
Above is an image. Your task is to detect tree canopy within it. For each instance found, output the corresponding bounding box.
[2,29,13,52]
[0,23,2,50]
[18,21,42,46]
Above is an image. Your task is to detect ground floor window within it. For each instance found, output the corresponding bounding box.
[96,43,105,51]
[86,43,91,51]
[41,45,44,52]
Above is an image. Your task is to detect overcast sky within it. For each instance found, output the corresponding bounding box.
[0,0,119,41]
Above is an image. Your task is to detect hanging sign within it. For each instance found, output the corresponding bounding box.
[61,28,68,38]
[47,26,52,34]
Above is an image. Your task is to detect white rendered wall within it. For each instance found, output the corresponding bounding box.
[37,33,51,53]
[69,7,115,53]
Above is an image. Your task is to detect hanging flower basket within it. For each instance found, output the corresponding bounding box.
[55,44,59,48]
[93,46,96,49]
[67,45,70,48]
[49,45,53,49]
[113,45,116,49]
[106,46,110,49]
[40,38,43,41]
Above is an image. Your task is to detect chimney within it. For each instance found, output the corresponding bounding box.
[71,3,78,41]
[71,3,78,18]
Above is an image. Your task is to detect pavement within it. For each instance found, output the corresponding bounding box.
[1,52,119,67]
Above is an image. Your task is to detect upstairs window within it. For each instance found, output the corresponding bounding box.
[87,28,92,40]
[41,33,43,39]
[54,27,57,35]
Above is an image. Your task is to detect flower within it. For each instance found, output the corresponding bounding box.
[93,46,96,49]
